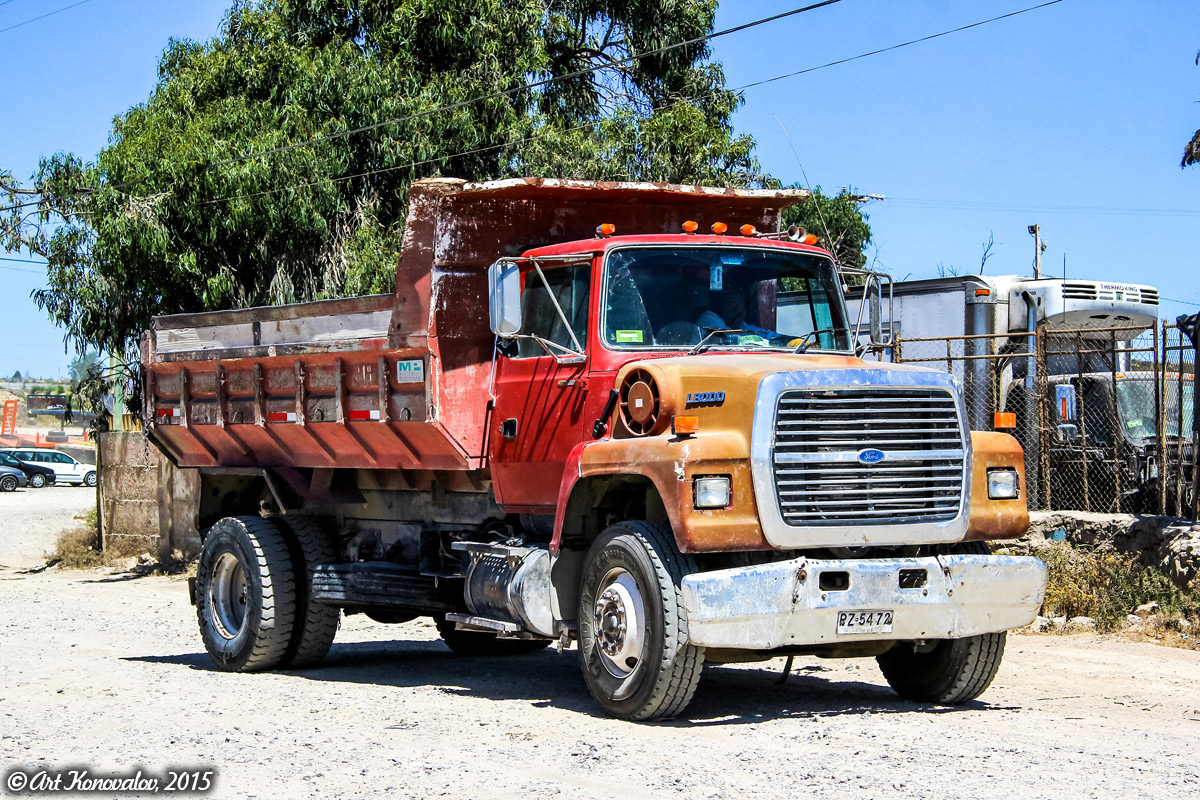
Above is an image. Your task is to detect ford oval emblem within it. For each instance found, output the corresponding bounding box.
[858,448,885,464]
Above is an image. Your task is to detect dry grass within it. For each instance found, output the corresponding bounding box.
[54,511,104,569]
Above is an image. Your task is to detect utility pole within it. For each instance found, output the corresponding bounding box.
[1028,224,1047,279]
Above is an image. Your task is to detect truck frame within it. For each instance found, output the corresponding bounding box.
[146,177,1045,720]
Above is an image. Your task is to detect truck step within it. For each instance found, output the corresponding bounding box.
[311,562,457,613]
[443,613,522,633]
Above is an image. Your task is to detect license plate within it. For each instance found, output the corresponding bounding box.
[836,609,894,635]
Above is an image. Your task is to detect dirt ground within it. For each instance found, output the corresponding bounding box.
[1,498,1198,799]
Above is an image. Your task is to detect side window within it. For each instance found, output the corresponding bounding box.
[53,453,73,464]
[517,263,591,359]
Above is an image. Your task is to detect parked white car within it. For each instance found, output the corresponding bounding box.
[0,449,96,487]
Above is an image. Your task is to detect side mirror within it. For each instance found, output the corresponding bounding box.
[1055,384,1078,421]
[488,260,522,338]
[868,277,883,344]
[1056,423,1079,443]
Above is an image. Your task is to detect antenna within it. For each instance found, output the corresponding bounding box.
[774,115,834,259]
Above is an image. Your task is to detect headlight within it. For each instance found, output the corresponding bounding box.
[694,476,731,509]
[987,468,1020,500]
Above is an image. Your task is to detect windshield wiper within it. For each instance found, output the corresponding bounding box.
[688,328,745,355]
[792,327,847,354]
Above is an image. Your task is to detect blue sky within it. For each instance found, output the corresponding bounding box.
[1,0,1197,377]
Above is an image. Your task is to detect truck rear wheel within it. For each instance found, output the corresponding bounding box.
[876,631,1007,705]
[434,616,552,656]
[272,516,341,669]
[576,520,704,721]
[195,516,296,672]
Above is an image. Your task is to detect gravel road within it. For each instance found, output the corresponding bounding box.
[0,483,96,567]
[1,498,1198,799]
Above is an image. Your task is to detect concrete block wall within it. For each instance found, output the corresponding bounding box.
[98,432,200,558]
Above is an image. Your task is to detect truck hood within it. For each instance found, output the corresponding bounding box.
[612,352,953,438]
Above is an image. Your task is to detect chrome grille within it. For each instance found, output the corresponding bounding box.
[773,387,966,525]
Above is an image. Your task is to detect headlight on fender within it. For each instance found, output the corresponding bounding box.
[694,476,731,509]
[987,468,1020,500]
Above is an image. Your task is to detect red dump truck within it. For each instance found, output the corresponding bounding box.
[144,177,1046,720]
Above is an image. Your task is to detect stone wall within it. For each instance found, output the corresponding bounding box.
[98,432,201,559]
[1020,511,1200,589]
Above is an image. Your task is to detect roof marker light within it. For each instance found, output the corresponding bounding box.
[711,222,728,235]
[740,224,757,237]
[596,223,616,238]
[682,220,699,234]
[803,234,818,245]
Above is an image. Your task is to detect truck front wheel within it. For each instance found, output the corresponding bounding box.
[195,516,296,672]
[577,520,704,721]
[876,632,1007,705]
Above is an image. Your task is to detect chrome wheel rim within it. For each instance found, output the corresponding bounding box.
[593,568,646,679]
[210,552,248,640]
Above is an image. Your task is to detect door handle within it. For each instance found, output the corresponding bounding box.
[501,418,518,440]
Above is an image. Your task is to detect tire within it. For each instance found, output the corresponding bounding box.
[195,516,297,672]
[876,540,1005,705]
[435,616,553,656]
[876,632,1007,705]
[83,471,97,488]
[0,475,17,492]
[28,473,45,489]
[270,516,341,669]
[576,520,704,721]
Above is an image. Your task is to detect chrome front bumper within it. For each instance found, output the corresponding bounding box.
[680,554,1047,649]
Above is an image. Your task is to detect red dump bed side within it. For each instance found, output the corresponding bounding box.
[144,177,805,472]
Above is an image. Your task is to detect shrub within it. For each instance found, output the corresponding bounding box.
[1034,542,1195,631]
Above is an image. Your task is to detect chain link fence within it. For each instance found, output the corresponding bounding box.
[885,322,1196,517]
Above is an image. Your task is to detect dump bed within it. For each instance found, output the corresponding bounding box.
[144,177,805,472]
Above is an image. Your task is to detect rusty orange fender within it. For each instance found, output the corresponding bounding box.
[964,431,1030,541]
[551,433,771,555]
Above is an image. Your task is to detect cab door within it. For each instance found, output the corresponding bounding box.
[489,260,594,509]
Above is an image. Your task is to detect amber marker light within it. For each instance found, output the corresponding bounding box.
[994,412,1017,429]
[711,222,728,235]
[596,223,616,237]
[803,234,818,245]
[672,415,700,436]
[740,224,757,237]
[682,220,699,234]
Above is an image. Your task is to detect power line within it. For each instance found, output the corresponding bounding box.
[0,0,845,215]
[199,0,1070,210]
[1162,297,1200,308]
[1,0,1068,216]
[0,0,92,35]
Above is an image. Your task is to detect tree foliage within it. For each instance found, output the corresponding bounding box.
[780,185,874,269]
[0,0,831,360]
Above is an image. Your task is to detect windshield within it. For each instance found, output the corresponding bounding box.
[1116,379,1194,443]
[602,246,850,351]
